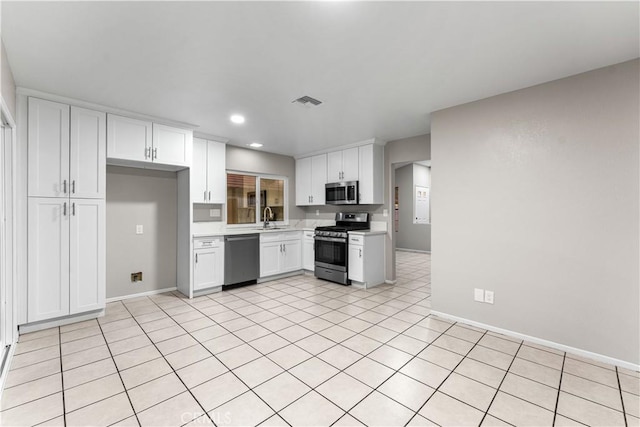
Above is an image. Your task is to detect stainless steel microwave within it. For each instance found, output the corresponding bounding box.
[326,181,359,205]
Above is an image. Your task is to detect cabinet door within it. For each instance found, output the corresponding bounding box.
[327,151,343,182]
[152,124,192,167]
[194,248,223,290]
[28,198,70,322]
[28,98,70,198]
[260,242,282,277]
[70,107,106,199]
[310,154,327,205]
[282,240,301,272]
[348,245,364,282]
[302,236,315,271]
[295,156,312,206]
[206,141,226,203]
[69,199,105,314]
[191,138,208,203]
[358,144,383,204]
[107,114,152,162]
[342,147,359,181]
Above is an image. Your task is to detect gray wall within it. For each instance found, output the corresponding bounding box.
[1,39,16,120]
[106,166,178,299]
[396,163,431,252]
[431,59,639,364]
[226,145,304,220]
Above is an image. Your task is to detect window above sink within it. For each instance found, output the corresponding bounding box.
[226,172,288,227]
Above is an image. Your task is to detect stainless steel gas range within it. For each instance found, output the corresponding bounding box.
[314,212,370,285]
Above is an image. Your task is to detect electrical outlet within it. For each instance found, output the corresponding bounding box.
[136,225,143,234]
[474,288,484,302]
[484,290,494,304]
[131,272,143,283]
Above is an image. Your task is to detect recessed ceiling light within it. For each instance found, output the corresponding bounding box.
[248,142,263,148]
[230,114,245,124]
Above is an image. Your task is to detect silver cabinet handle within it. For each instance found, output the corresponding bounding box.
[153,147,158,159]
[72,180,75,194]
[208,191,211,201]
[359,248,362,258]
[63,180,67,194]
[72,203,76,216]
[195,253,198,263]
[63,202,67,216]
[204,191,207,202]
[283,244,286,253]
[311,195,313,203]
[145,147,151,159]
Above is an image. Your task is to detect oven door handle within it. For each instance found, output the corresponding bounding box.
[315,236,346,243]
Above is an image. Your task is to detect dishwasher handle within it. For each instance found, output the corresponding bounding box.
[225,235,259,242]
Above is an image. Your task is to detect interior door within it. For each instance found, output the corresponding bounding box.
[191,138,208,203]
[28,198,70,322]
[69,199,105,314]
[70,107,106,199]
[28,98,70,198]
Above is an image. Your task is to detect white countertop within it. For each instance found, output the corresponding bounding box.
[348,230,387,236]
[193,227,308,238]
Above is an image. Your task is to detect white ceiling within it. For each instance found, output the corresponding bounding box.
[2,1,638,156]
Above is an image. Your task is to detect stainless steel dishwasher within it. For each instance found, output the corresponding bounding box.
[224,234,260,287]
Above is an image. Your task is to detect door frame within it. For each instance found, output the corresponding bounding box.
[0,97,18,394]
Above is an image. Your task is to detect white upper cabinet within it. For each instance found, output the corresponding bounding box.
[70,107,106,199]
[295,154,326,206]
[327,147,358,182]
[191,137,226,204]
[106,114,152,162]
[107,115,192,169]
[28,98,70,198]
[28,98,105,199]
[358,143,384,204]
[152,123,192,167]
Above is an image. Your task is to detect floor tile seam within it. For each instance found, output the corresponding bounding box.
[13,341,61,357]
[617,366,630,423]
[560,369,629,391]
[408,325,489,426]
[478,340,524,426]
[96,313,142,427]
[131,295,281,425]
[7,352,61,374]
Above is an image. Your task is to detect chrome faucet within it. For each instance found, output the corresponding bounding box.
[263,206,273,229]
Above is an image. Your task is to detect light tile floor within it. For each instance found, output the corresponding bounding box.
[2,251,639,426]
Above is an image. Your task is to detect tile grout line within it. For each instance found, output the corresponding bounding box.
[552,352,566,426]
[477,340,525,427]
[95,316,142,427]
[616,366,629,427]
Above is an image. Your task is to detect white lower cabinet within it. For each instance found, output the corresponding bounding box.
[348,233,385,288]
[28,197,105,322]
[302,231,315,271]
[193,238,224,291]
[260,232,302,278]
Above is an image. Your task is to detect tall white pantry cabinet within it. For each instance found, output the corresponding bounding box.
[27,98,106,322]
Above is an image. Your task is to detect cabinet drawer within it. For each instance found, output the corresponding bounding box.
[194,238,222,249]
[348,235,364,245]
[260,231,301,243]
[304,231,315,239]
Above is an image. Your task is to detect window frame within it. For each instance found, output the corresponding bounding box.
[225,170,289,228]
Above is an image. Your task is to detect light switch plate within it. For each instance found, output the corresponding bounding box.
[474,288,484,302]
[484,291,494,304]
[136,225,143,234]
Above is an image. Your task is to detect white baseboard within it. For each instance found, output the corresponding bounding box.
[19,310,105,334]
[431,310,640,372]
[106,287,178,303]
[385,279,397,285]
[396,248,431,254]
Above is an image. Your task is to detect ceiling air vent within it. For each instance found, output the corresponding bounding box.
[292,95,322,106]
